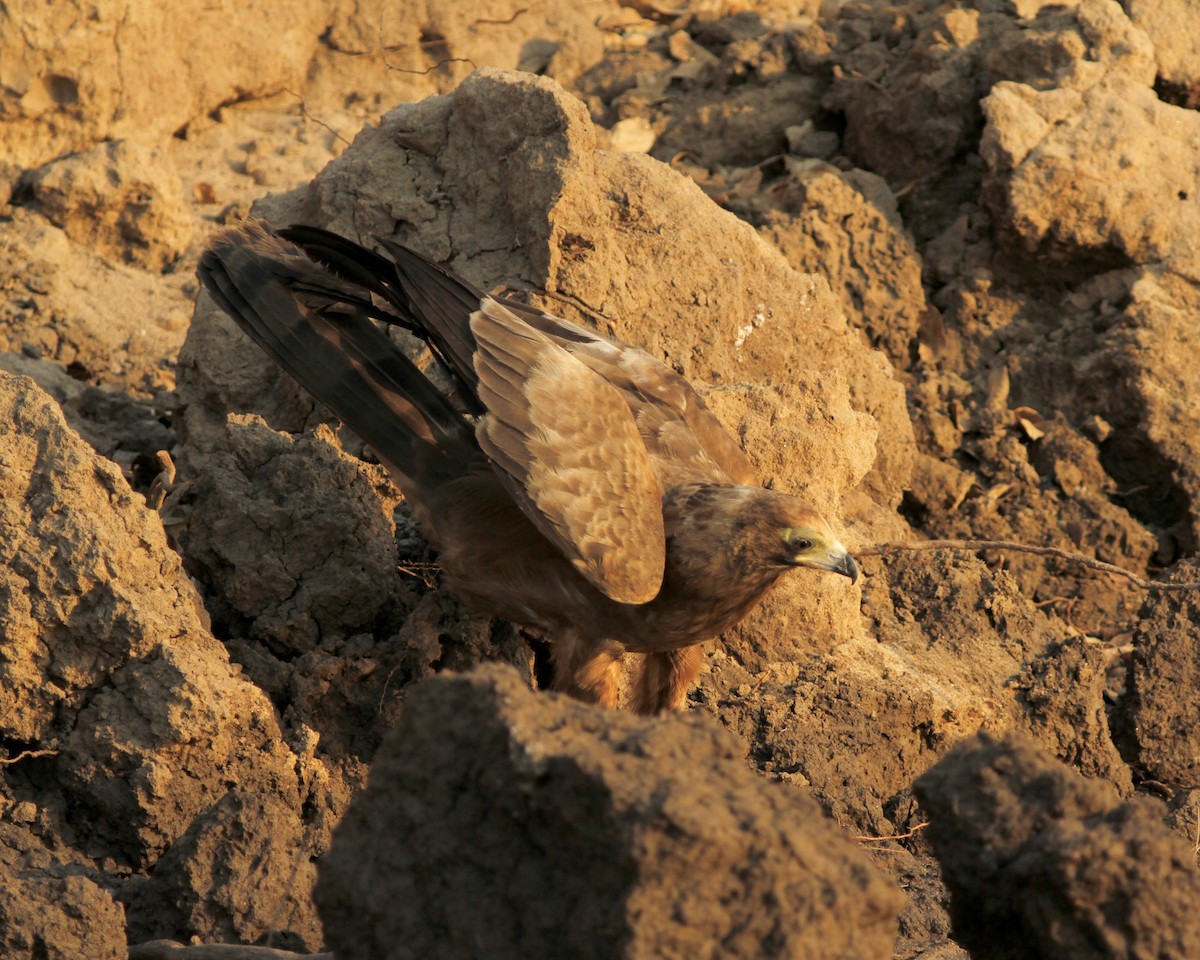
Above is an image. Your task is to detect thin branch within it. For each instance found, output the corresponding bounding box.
[499,282,615,328]
[386,57,477,76]
[856,821,929,843]
[856,539,1200,591]
[397,560,441,589]
[129,941,332,960]
[0,749,56,765]
[475,4,533,25]
[281,89,351,147]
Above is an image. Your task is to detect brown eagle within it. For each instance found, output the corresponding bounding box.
[198,222,859,714]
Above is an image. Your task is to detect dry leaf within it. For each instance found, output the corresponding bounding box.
[728,165,763,200]
[981,482,1012,508]
[1012,406,1046,441]
[1017,417,1045,441]
[609,117,656,154]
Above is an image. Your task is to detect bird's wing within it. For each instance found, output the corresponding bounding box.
[470,298,667,605]
[498,298,758,487]
[279,226,753,487]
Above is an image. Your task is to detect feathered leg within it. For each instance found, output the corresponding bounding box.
[550,634,625,708]
[632,645,705,715]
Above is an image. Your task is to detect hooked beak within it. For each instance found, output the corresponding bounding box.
[786,542,860,585]
[829,548,860,585]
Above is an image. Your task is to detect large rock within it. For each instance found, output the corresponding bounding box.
[0,0,330,171]
[714,552,1080,835]
[125,792,322,949]
[317,663,904,960]
[0,372,330,950]
[978,0,1198,277]
[182,415,404,656]
[1127,559,1200,788]
[297,68,905,435]
[0,824,125,960]
[0,372,208,744]
[60,637,305,868]
[23,140,193,270]
[754,164,928,368]
[981,81,1200,275]
[1122,0,1200,107]
[983,0,1156,92]
[915,731,1200,960]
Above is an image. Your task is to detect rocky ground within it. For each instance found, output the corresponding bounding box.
[2,0,1199,957]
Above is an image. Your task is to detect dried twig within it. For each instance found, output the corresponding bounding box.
[498,282,615,329]
[370,10,477,78]
[386,56,477,76]
[856,539,1200,592]
[282,89,351,147]
[397,560,441,589]
[0,749,56,765]
[855,821,929,843]
[129,942,332,960]
[476,4,533,25]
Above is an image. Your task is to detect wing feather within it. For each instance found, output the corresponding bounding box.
[471,300,666,604]
[498,299,757,485]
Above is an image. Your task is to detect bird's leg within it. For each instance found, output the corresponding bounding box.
[550,634,625,709]
[631,645,705,715]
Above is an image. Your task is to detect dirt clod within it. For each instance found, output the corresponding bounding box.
[318,664,904,960]
[916,731,1200,960]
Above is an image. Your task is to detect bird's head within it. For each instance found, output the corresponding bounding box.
[772,517,859,584]
[751,490,859,585]
[664,484,860,587]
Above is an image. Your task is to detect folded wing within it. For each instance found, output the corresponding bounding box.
[471,299,666,605]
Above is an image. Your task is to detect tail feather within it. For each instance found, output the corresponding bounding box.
[375,237,486,397]
[278,225,486,414]
[275,224,408,318]
[197,222,476,483]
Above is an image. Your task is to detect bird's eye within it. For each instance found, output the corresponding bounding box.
[790,536,813,553]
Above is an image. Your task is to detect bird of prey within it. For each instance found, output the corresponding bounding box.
[198,221,859,714]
